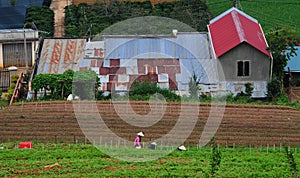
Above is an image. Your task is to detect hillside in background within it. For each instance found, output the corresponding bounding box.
[206,0,300,37]
[73,0,175,5]
[64,0,209,38]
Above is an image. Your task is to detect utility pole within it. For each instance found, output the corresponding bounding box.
[23,25,28,74]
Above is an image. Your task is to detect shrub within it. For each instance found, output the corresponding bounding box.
[267,78,281,100]
[95,90,110,100]
[73,69,99,100]
[245,82,254,97]
[284,143,298,177]
[189,74,199,99]
[129,81,180,102]
[210,137,221,176]
[7,75,19,100]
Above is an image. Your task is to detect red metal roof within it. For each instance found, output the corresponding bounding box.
[208,8,271,58]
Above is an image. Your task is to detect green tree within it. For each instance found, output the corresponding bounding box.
[25,6,54,38]
[32,71,75,100]
[10,0,16,6]
[266,27,298,87]
[188,74,199,99]
[266,77,281,100]
[64,0,210,38]
[61,70,74,98]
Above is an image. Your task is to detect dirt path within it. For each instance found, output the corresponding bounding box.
[50,0,73,37]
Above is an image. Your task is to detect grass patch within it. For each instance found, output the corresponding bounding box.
[0,143,299,177]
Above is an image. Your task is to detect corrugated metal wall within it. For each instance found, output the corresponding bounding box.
[104,33,218,91]
[2,43,32,68]
[0,69,9,91]
[37,39,86,74]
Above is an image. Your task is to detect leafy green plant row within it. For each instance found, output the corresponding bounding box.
[0,143,299,177]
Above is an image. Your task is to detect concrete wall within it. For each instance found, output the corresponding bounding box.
[218,42,270,82]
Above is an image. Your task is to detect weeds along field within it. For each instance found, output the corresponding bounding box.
[0,143,299,177]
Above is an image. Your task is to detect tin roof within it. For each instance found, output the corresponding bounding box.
[37,39,86,74]
[208,7,271,58]
[285,46,300,72]
[104,33,218,84]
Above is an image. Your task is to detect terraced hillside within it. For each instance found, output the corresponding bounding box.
[0,101,300,147]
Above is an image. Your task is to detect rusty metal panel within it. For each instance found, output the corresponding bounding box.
[110,59,120,67]
[100,83,107,91]
[84,41,104,59]
[37,39,86,74]
[115,82,128,91]
[79,67,88,70]
[2,43,32,68]
[99,67,110,75]
[109,75,118,82]
[104,34,216,87]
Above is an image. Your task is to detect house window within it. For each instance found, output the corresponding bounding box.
[237,61,250,77]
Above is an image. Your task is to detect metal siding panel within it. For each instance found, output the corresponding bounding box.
[115,82,128,91]
[99,75,109,83]
[100,82,107,91]
[126,66,138,75]
[118,74,129,83]
[37,39,86,74]
[3,43,32,67]
[110,59,120,67]
[105,34,212,61]
[0,69,10,91]
[157,82,169,89]
[158,73,169,82]
[90,67,99,75]
[285,46,300,71]
[84,41,104,58]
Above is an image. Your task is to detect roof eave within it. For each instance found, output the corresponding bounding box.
[210,7,258,25]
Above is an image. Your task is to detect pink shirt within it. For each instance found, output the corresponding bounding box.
[134,136,140,147]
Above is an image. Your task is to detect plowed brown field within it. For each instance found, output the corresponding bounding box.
[1,101,300,147]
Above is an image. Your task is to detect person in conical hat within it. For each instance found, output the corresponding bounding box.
[134,131,144,149]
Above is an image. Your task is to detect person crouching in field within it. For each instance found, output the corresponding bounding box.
[134,132,144,149]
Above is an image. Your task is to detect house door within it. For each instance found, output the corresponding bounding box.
[2,43,32,68]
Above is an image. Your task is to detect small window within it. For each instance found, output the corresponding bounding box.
[237,61,250,77]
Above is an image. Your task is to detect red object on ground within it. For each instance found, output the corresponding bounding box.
[19,142,32,149]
